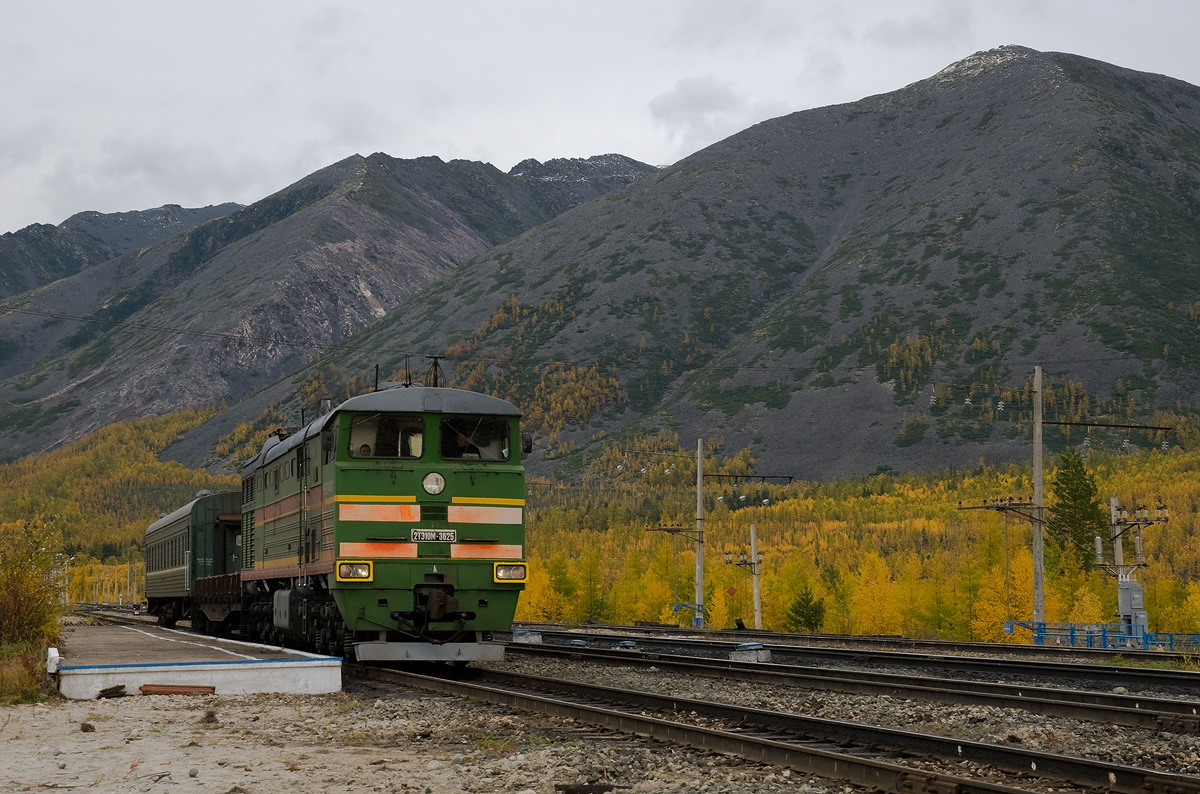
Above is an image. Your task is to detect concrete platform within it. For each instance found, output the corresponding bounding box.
[54,623,341,699]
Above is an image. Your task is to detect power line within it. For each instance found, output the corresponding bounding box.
[0,305,1188,390]
[1043,420,1173,432]
[0,305,439,361]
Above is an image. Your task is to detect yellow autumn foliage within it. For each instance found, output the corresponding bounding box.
[15,415,1200,648]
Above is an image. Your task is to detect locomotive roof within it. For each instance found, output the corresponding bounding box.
[243,386,520,472]
[336,387,520,417]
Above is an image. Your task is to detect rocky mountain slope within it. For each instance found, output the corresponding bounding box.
[0,153,655,459]
[0,203,239,299]
[239,46,1200,479]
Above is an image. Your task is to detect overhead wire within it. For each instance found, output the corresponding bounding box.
[0,304,1167,383]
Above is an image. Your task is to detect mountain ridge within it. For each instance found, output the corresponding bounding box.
[235,46,1200,479]
[0,202,240,300]
[5,46,1200,481]
[0,152,656,459]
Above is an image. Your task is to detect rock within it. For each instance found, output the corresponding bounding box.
[189,767,199,777]
[57,761,66,769]
[80,722,95,732]
[1113,686,1129,695]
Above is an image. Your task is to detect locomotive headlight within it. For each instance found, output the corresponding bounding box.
[422,472,446,495]
[336,561,373,582]
[493,563,527,583]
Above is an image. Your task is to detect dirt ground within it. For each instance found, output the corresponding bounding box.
[0,680,816,794]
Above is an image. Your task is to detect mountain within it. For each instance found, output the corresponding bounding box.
[0,153,656,459]
[0,203,239,299]
[204,46,1200,479]
[5,46,1200,481]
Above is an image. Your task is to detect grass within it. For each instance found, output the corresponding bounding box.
[1103,652,1200,671]
[0,643,55,703]
[474,732,517,753]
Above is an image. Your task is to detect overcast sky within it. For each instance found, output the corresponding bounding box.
[3,1,1199,234]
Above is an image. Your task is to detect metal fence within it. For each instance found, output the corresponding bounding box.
[1004,620,1200,651]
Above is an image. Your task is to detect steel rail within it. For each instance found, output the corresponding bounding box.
[506,642,1200,732]
[351,664,1032,794]
[515,621,1190,664]
[523,629,1200,690]
[351,664,1200,794]
[477,669,1200,794]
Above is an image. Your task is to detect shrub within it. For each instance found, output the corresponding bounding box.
[0,644,51,704]
[0,521,62,646]
[0,521,62,702]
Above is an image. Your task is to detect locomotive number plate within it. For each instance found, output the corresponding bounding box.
[411,529,457,542]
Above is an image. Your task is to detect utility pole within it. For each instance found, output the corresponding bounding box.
[695,438,705,629]
[725,523,763,629]
[1032,365,1045,624]
[655,439,707,626]
[750,523,761,630]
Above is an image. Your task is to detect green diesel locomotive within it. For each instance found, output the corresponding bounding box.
[145,386,527,662]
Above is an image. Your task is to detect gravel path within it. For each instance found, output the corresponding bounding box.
[0,680,832,794]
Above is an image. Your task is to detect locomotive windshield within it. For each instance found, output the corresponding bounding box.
[348,413,424,458]
[440,416,510,461]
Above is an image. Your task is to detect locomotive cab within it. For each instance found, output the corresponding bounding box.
[237,386,527,662]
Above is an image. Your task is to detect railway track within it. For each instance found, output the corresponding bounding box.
[515,629,1200,692]
[90,611,1200,731]
[350,663,1200,794]
[504,641,1200,732]
[515,621,1193,665]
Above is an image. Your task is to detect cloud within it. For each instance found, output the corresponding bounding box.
[863,1,974,50]
[5,1,1200,233]
[649,76,749,158]
[669,0,799,51]
[797,48,849,89]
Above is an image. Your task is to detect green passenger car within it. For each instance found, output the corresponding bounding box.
[237,386,527,661]
[144,490,241,628]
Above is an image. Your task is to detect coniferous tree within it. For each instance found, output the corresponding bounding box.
[784,585,826,633]
[1047,448,1109,566]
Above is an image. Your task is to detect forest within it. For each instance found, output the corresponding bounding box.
[514,432,1200,643]
[3,410,1200,653]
